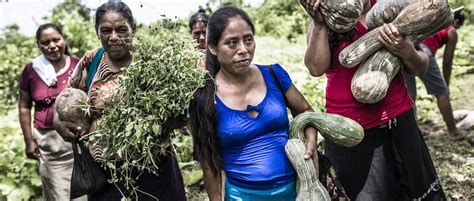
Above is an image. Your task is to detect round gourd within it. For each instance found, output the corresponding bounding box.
[55,88,90,132]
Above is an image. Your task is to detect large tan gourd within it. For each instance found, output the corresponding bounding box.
[365,0,414,30]
[339,0,454,68]
[320,0,364,33]
[55,88,90,134]
[351,49,402,103]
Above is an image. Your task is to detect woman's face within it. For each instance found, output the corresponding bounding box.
[210,17,255,75]
[97,11,134,61]
[191,20,207,49]
[38,28,66,62]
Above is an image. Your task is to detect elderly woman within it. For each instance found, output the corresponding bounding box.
[53,1,186,200]
[19,23,81,200]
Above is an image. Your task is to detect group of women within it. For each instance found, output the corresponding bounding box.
[19,0,447,200]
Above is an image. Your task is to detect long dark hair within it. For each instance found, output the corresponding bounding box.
[454,10,465,25]
[189,8,209,33]
[35,23,70,55]
[189,6,255,176]
[95,1,136,35]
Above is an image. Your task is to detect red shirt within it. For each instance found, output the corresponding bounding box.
[422,26,452,55]
[19,57,79,129]
[325,22,413,129]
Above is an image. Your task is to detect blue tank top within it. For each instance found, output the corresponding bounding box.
[216,64,296,189]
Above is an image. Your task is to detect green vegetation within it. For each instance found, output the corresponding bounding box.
[0,0,473,200]
[88,22,206,194]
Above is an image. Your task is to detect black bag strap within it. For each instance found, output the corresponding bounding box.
[268,64,297,116]
[268,64,289,105]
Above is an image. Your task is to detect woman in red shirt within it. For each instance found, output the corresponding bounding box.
[301,0,445,200]
[18,23,81,200]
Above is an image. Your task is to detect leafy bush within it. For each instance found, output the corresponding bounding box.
[0,26,39,110]
[50,0,99,57]
[0,110,42,200]
[246,1,309,42]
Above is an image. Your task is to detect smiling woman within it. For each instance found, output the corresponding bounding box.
[18,23,82,200]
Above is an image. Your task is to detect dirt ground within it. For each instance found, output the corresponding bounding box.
[419,73,474,200]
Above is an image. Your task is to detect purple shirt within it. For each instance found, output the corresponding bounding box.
[19,57,79,129]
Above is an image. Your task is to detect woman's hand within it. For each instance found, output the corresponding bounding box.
[300,0,325,25]
[81,49,94,67]
[378,23,428,75]
[304,126,319,174]
[378,23,414,59]
[53,111,83,142]
[25,140,41,160]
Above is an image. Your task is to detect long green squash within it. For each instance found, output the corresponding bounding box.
[289,112,364,147]
[339,0,453,68]
[285,139,331,201]
[285,112,364,200]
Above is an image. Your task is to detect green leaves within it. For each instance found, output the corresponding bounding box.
[0,110,42,200]
[86,20,206,192]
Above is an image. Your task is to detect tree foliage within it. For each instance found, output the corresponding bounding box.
[50,0,98,57]
[0,25,39,110]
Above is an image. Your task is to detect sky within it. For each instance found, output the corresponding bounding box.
[0,0,263,36]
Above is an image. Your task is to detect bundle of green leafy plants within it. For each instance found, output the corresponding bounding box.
[85,21,206,194]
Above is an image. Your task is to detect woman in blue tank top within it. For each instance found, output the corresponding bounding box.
[189,7,319,201]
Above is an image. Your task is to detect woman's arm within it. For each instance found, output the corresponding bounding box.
[285,85,319,169]
[53,50,93,141]
[202,166,223,201]
[442,28,458,86]
[18,89,41,160]
[302,0,331,77]
[378,23,428,76]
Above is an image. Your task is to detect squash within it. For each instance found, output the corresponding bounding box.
[366,0,414,30]
[285,139,331,201]
[319,0,364,33]
[455,111,474,131]
[453,109,472,123]
[289,112,364,147]
[351,49,402,103]
[55,88,90,132]
[339,0,454,68]
[285,112,364,200]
